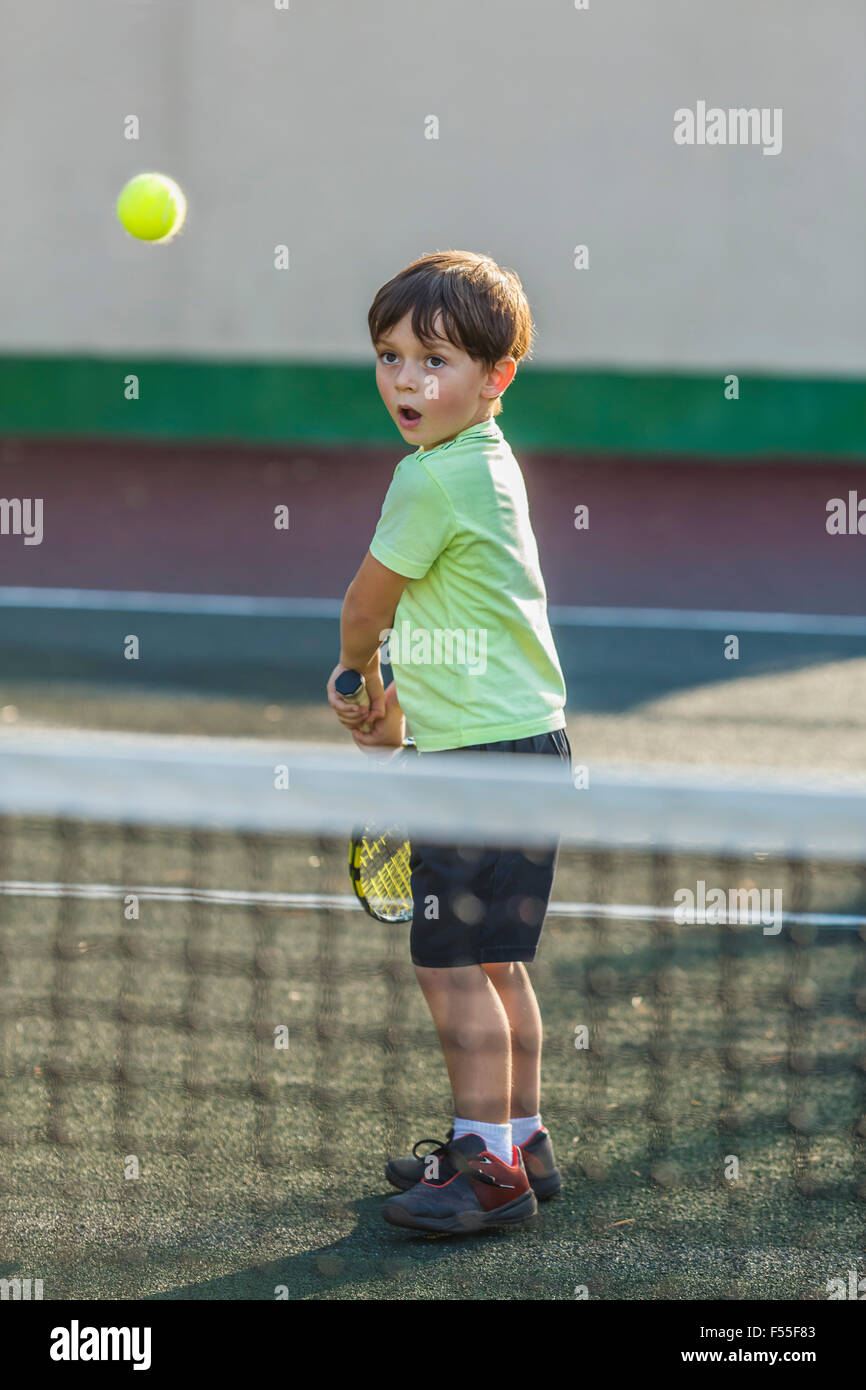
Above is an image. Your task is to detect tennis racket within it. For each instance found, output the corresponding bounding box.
[348,737,417,923]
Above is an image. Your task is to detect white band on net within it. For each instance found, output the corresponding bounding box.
[1,729,865,859]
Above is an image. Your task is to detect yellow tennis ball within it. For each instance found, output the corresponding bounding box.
[116,172,187,242]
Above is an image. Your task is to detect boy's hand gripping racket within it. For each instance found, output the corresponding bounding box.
[334,668,373,733]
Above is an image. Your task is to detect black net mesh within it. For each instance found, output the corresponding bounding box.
[1,807,864,1298]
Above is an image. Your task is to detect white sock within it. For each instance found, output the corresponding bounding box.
[511,1114,543,1146]
[453,1116,514,1165]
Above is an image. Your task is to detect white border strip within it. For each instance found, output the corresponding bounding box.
[548,605,866,637]
[0,588,342,618]
[0,588,864,636]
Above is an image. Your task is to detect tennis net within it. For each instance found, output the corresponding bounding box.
[1,729,864,1298]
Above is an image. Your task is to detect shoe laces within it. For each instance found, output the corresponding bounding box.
[413,1132,515,1189]
[410,1134,452,1161]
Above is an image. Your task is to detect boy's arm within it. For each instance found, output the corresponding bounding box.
[328,551,410,730]
[339,551,409,670]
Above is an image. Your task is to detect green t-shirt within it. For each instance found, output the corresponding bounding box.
[369,417,566,752]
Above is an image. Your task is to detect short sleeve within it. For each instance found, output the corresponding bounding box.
[369,460,456,579]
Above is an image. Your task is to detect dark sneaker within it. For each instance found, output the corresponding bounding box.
[382,1133,538,1233]
[519,1127,562,1200]
[386,1124,561,1200]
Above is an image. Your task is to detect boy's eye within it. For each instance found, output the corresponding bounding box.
[378,351,446,367]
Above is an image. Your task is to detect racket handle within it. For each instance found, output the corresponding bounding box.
[334,668,372,733]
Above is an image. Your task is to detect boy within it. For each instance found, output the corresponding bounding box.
[327,250,571,1233]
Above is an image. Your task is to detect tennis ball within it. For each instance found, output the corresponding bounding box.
[116,172,187,242]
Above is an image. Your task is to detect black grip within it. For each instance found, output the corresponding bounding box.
[335,669,364,699]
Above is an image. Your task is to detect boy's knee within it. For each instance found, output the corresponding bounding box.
[414,962,483,992]
[483,961,526,988]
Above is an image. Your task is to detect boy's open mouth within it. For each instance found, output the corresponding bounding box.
[398,406,422,423]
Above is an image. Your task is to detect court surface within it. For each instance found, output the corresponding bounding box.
[1,436,864,1299]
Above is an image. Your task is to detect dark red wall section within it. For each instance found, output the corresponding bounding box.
[0,436,863,614]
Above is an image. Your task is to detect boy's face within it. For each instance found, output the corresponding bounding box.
[374,312,515,450]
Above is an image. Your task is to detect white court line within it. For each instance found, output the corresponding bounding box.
[1,880,862,929]
[548,605,866,637]
[0,588,342,618]
[0,586,865,635]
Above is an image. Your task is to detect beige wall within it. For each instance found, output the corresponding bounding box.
[1,0,863,372]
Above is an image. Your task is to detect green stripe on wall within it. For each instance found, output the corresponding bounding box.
[0,356,863,457]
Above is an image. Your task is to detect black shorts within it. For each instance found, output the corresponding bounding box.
[409,728,572,969]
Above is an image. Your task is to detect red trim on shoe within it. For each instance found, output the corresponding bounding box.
[419,1139,531,1212]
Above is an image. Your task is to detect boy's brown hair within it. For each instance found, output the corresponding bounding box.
[368,250,534,417]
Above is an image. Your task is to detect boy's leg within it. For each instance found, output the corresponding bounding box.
[413,963,511,1122]
[381,961,534,1230]
[481,960,561,1198]
[481,961,541,1118]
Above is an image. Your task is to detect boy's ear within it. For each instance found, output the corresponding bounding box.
[484,356,517,401]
